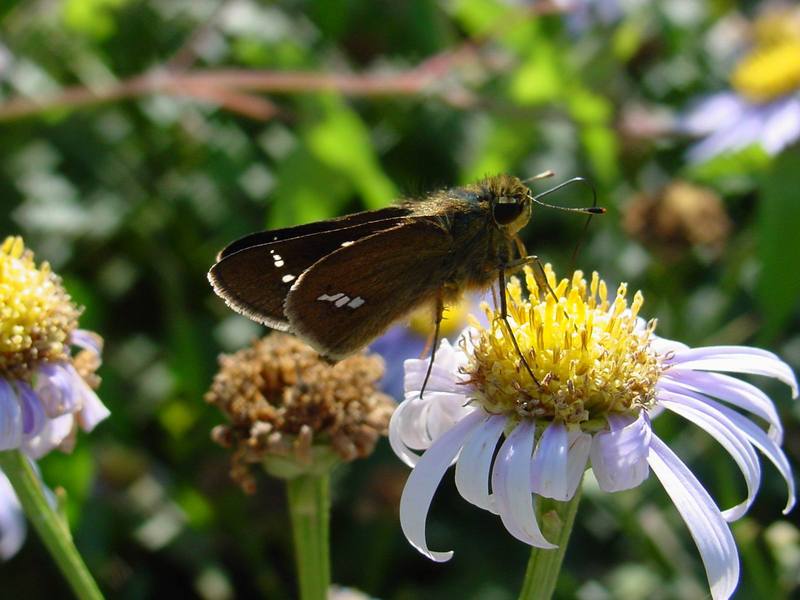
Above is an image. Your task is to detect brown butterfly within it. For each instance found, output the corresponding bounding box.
[208,173,601,386]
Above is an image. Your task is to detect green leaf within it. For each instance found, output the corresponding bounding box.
[306,96,396,209]
[269,145,352,228]
[756,150,800,340]
[62,0,128,40]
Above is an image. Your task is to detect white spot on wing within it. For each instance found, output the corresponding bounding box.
[340,241,355,247]
[347,297,365,309]
[334,296,351,307]
[282,274,295,283]
[274,260,285,267]
[318,293,344,302]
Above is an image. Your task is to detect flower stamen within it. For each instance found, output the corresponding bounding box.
[464,265,661,426]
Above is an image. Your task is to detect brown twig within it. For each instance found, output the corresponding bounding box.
[0,0,572,123]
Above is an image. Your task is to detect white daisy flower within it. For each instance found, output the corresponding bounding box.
[682,7,800,162]
[0,235,109,559]
[390,265,796,600]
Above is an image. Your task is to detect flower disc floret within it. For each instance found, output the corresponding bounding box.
[465,265,661,427]
[731,40,800,103]
[0,236,81,381]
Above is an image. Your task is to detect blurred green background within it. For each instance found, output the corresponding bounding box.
[1,1,799,598]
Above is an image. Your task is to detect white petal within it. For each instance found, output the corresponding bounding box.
[16,382,46,439]
[666,388,796,515]
[389,399,424,467]
[648,435,739,600]
[403,339,467,396]
[0,470,26,559]
[34,363,80,418]
[761,97,800,154]
[666,346,797,398]
[0,380,23,451]
[531,422,569,501]
[399,410,485,561]
[69,329,103,358]
[22,413,75,460]
[657,385,761,522]
[455,414,505,513]
[661,370,783,442]
[590,412,651,492]
[680,92,746,135]
[72,369,110,432]
[492,420,555,549]
[565,429,592,500]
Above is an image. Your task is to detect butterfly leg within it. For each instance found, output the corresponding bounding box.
[496,264,541,387]
[419,290,445,399]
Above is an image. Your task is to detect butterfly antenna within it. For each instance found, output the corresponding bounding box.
[530,177,603,215]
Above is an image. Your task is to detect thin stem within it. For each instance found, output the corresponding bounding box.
[0,450,104,600]
[517,486,583,600]
[286,473,331,600]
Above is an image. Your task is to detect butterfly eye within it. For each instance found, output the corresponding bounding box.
[493,201,524,225]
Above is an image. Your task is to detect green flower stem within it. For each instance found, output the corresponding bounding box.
[286,473,331,600]
[0,450,103,600]
[518,486,583,600]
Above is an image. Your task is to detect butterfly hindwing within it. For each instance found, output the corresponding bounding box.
[284,218,453,360]
[216,206,413,260]
[208,217,408,330]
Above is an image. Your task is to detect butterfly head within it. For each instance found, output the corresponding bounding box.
[482,174,533,235]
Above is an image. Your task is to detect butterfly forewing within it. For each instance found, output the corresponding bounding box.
[216,206,413,260]
[208,216,410,329]
[284,219,452,360]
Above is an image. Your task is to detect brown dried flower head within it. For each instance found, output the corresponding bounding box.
[205,333,394,492]
[623,181,732,257]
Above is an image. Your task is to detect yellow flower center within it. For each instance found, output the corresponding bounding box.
[463,265,661,428]
[409,296,471,339]
[731,40,800,102]
[0,236,80,381]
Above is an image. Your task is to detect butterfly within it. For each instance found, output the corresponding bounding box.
[209,173,601,386]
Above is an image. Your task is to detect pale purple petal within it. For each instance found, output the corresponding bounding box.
[22,413,74,460]
[531,421,570,501]
[760,96,800,154]
[399,410,485,561]
[61,364,109,432]
[34,363,81,417]
[15,381,46,438]
[660,370,783,442]
[69,329,103,358]
[389,399,425,467]
[403,339,468,396]
[565,429,592,499]
[657,385,761,522]
[666,346,797,398]
[76,386,110,432]
[0,470,26,560]
[680,92,747,135]
[0,380,23,451]
[648,435,739,600]
[662,383,795,515]
[590,412,651,492]
[686,107,764,163]
[649,335,690,357]
[492,420,555,549]
[455,414,505,513]
[667,345,784,364]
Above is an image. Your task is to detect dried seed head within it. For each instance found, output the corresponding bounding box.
[206,333,394,492]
